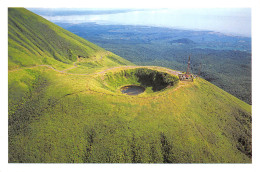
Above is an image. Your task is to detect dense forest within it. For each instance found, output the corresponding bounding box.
[57,23,252,104]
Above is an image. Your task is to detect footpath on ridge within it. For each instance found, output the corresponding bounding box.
[8,58,182,77]
[8,56,187,99]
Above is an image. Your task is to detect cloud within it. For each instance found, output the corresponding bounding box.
[39,8,251,36]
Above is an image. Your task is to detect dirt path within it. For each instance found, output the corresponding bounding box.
[9,61,189,99]
[9,63,182,77]
[8,49,183,76]
[8,52,108,73]
[95,65,182,76]
[60,62,78,72]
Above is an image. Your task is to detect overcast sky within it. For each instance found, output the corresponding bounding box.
[30,8,251,37]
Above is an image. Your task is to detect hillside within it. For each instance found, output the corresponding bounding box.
[8,8,132,71]
[8,8,252,163]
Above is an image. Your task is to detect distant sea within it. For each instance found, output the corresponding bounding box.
[30,8,251,37]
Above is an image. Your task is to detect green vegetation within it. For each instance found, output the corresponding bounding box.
[98,68,179,94]
[8,8,111,70]
[67,53,133,74]
[8,8,252,163]
[58,23,251,104]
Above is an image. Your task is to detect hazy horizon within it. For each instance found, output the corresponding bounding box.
[29,8,251,37]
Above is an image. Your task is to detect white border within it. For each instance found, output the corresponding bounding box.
[1,0,259,172]
[0,0,254,8]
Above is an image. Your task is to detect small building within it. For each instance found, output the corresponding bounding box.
[178,73,193,81]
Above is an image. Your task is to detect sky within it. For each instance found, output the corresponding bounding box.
[29,8,251,37]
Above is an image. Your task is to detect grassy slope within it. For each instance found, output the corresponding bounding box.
[8,8,252,163]
[9,67,251,163]
[8,8,132,70]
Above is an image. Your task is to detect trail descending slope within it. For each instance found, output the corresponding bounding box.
[8,8,252,163]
